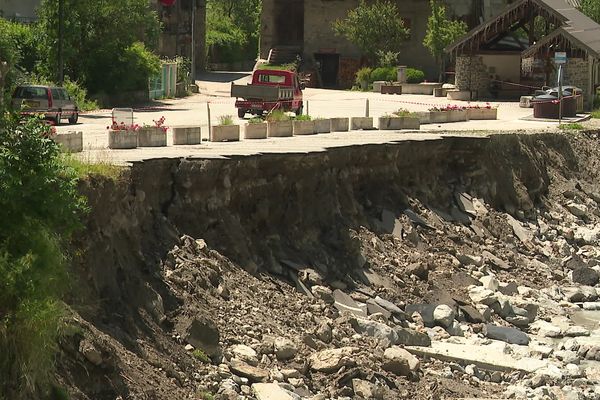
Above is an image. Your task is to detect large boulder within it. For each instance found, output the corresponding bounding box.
[572,267,600,287]
[274,337,298,360]
[252,383,299,400]
[350,317,398,347]
[382,346,420,376]
[484,324,529,345]
[177,316,221,358]
[229,359,269,382]
[230,344,259,366]
[309,347,357,373]
[433,304,456,328]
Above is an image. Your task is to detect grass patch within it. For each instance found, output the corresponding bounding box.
[248,117,265,124]
[256,62,297,71]
[293,114,311,121]
[266,109,291,122]
[217,115,234,126]
[393,108,416,117]
[192,349,211,363]
[61,153,124,179]
[199,392,214,400]
[591,109,600,119]
[559,123,584,130]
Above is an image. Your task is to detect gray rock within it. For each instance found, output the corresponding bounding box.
[498,281,519,296]
[352,379,384,400]
[405,304,436,326]
[531,320,562,338]
[484,324,529,345]
[333,290,367,317]
[572,267,600,287]
[469,286,499,306]
[433,304,456,328]
[229,359,269,383]
[382,346,420,376]
[395,327,431,347]
[373,296,406,318]
[479,275,500,291]
[79,340,103,366]
[564,325,590,337]
[406,263,429,281]
[274,337,298,360]
[350,317,397,347]
[230,344,259,366]
[566,202,587,218]
[178,317,221,358]
[505,315,530,328]
[308,347,357,373]
[311,285,334,304]
[459,305,485,323]
[315,320,332,343]
[252,383,299,400]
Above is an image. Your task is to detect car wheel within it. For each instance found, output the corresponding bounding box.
[68,112,78,124]
[295,106,303,116]
[237,109,246,118]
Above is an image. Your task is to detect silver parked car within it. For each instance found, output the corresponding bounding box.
[12,85,79,125]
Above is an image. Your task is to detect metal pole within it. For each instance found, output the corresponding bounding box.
[190,0,196,84]
[558,64,563,125]
[58,0,64,84]
[306,100,309,116]
[207,102,211,141]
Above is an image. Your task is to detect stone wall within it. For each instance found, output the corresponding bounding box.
[455,56,491,98]
[563,58,590,107]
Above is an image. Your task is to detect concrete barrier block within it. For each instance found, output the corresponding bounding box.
[447,90,474,101]
[433,88,448,97]
[330,118,349,132]
[210,125,240,142]
[172,126,202,145]
[381,85,402,95]
[378,117,420,130]
[314,119,331,133]
[414,112,431,124]
[351,117,374,130]
[53,131,83,153]
[372,81,386,93]
[138,126,167,147]
[244,123,267,139]
[108,130,137,149]
[466,108,497,120]
[267,121,293,137]
[401,83,442,95]
[429,110,468,123]
[293,120,316,135]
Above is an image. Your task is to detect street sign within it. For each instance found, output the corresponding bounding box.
[555,52,567,64]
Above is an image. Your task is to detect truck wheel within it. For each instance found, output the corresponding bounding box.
[238,109,246,118]
[295,106,303,116]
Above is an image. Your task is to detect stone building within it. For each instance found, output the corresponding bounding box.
[0,0,41,23]
[260,0,512,88]
[446,0,600,107]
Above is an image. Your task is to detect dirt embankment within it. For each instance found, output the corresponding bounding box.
[58,133,599,400]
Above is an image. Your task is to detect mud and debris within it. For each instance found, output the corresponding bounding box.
[58,132,600,399]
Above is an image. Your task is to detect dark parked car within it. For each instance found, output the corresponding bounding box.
[12,85,79,125]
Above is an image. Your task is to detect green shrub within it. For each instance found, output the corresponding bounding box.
[376,50,400,68]
[370,67,396,82]
[559,123,584,130]
[218,115,234,125]
[118,42,161,93]
[355,67,373,84]
[266,109,290,122]
[248,117,265,124]
[0,19,39,103]
[406,68,425,83]
[63,78,99,111]
[192,349,211,363]
[393,108,415,117]
[294,114,312,121]
[0,113,86,399]
[592,109,600,119]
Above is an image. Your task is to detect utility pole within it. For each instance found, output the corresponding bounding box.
[190,0,196,83]
[58,0,64,84]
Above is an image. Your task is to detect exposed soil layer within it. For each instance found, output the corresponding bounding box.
[58,132,600,399]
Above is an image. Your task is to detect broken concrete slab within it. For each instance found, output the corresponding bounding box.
[455,192,477,216]
[373,296,406,319]
[333,289,367,317]
[406,341,548,372]
[366,300,392,319]
[506,214,533,243]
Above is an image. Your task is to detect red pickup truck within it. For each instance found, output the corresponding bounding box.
[231,69,304,118]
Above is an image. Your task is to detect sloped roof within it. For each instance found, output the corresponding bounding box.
[446,0,600,59]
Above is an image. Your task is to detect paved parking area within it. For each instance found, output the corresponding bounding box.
[58,73,564,163]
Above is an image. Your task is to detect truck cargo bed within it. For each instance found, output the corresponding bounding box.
[231,83,294,101]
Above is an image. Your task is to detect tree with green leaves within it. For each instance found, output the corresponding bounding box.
[581,0,600,24]
[206,0,261,64]
[37,0,161,94]
[423,0,467,82]
[333,0,410,62]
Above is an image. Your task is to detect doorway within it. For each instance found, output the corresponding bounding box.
[315,53,340,88]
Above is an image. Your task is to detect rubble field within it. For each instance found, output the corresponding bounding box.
[59,132,600,400]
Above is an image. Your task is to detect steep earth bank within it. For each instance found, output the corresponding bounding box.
[58,132,600,399]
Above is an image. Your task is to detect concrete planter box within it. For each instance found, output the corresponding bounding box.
[433,88,448,97]
[447,90,474,101]
[381,85,402,95]
[210,125,240,142]
[430,110,468,123]
[292,120,316,135]
[244,123,268,139]
[401,83,442,95]
[378,116,420,130]
[172,126,202,145]
[314,119,331,133]
[466,108,497,120]
[351,117,374,130]
[372,81,386,93]
[414,112,431,124]
[108,130,137,149]
[54,131,83,153]
[138,126,167,147]
[330,117,349,132]
[267,120,293,137]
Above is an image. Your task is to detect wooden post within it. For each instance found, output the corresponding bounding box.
[207,102,211,140]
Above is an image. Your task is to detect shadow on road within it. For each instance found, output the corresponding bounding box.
[196,71,251,83]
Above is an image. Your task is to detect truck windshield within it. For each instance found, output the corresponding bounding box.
[258,74,286,84]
